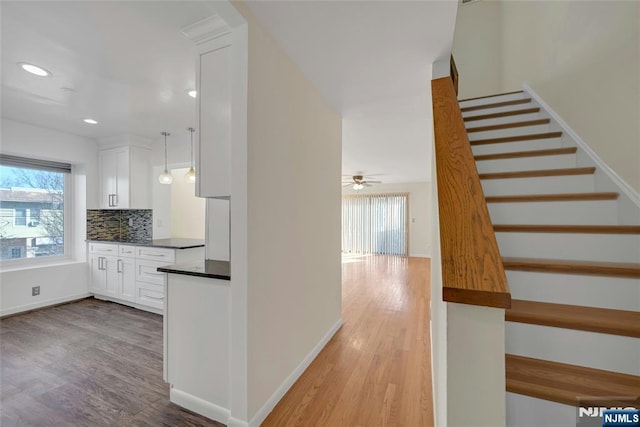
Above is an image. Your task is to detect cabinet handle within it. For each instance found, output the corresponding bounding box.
[98,256,103,270]
[117,259,123,273]
[144,294,164,300]
[113,193,118,207]
[145,253,165,257]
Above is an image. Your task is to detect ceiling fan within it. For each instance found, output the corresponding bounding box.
[342,174,382,190]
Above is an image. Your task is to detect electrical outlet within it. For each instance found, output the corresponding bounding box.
[32,286,40,296]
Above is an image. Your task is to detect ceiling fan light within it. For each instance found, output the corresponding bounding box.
[353,183,364,190]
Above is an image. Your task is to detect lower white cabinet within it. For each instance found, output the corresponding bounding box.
[89,242,203,314]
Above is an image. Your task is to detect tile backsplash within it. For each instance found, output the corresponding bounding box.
[87,209,152,241]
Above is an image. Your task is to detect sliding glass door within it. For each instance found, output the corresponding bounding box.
[342,193,408,256]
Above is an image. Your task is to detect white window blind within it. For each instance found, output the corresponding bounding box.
[342,193,408,256]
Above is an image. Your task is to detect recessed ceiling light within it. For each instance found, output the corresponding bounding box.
[83,118,98,125]
[187,89,197,98]
[18,62,51,77]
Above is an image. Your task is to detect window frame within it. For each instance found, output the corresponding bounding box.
[0,163,73,268]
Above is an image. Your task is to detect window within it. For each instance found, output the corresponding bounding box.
[14,208,26,226]
[342,193,408,256]
[9,247,22,259]
[0,155,72,262]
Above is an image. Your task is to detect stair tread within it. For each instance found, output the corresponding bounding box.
[464,107,541,122]
[467,118,550,133]
[486,192,618,203]
[507,300,640,337]
[461,98,532,112]
[494,224,640,234]
[502,257,640,278]
[475,147,577,161]
[480,167,595,180]
[506,354,640,407]
[458,90,524,103]
[471,132,563,146]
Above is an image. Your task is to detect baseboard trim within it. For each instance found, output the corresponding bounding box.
[522,82,640,210]
[248,317,344,427]
[170,388,230,425]
[411,253,431,258]
[0,293,92,318]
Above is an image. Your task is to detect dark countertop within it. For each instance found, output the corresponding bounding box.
[157,260,231,280]
[86,238,205,250]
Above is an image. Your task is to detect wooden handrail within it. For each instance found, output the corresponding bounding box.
[450,55,459,96]
[431,77,511,309]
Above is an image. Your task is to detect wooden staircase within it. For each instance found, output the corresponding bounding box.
[459,90,640,424]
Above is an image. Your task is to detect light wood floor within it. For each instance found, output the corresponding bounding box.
[263,255,434,426]
[0,298,222,426]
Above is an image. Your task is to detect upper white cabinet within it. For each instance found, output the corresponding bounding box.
[99,145,151,209]
[195,35,232,198]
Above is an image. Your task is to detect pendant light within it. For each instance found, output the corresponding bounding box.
[185,127,196,184]
[159,132,173,185]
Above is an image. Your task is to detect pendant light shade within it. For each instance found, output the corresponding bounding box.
[185,127,196,184]
[159,132,173,185]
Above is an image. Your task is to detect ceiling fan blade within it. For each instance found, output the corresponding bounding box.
[365,180,382,184]
[342,183,354,187]
[363,183,373,187]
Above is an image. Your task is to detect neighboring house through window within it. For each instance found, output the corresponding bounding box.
[0,155,72,262]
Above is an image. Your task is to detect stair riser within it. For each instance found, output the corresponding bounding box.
[465,112,541,128]
[482,175,594,197]
[488,200,619,225]
[468,124,551,141]
[497,232,640,263]
[462,103,534,118]
[506,323,640,375]
[471,137,562,156]
[458,92,526,109]
[506,270,640,311]
[476,154,577,174]
[507,394,575,427]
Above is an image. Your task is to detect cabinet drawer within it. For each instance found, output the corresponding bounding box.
[136,260,169,285]
[136,282,164,310]
[89,243,118,255]
[135,246,175,263]
[118,245,136,258]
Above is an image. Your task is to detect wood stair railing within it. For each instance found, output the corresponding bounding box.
[432,77,510,308]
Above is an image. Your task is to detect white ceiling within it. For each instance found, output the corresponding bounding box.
[246,0,459,183]
[1,1,218,143]
[1,1,458,183]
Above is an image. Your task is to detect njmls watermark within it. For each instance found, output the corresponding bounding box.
[576,397,640,427]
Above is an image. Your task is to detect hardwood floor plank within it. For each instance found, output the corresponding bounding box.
[262,256,433,426]
[0,298,222,427]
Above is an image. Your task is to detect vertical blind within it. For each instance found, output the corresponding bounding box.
[342,193,409,256]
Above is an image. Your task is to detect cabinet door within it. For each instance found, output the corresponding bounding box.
[99,150,117,209]
[118,257,136,302]
[197,42,231,197]
[89,254,107,293]
[114,148,130,208]
[103,256,119,297]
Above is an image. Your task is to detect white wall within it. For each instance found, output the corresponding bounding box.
[0,118,98,315]
[453,1,640,193]
[452,0,503,99]
[342,182,432,257]
[170,168,205,239]
[231,1,343,422]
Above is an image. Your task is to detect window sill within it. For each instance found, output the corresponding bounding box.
[0,258,84,273]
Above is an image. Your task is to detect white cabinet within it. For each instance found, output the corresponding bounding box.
[196,36,231,198]
[89,242,204,314]
[99,145,151,209]
[89,243,134,302]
